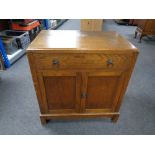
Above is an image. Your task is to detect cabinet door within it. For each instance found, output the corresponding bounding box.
[81,71,125,112]
[37,71,81,113]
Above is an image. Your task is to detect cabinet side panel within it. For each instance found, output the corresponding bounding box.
[27,53,46,113]
[114,52,139,112]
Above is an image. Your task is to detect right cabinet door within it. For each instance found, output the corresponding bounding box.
[84,71,125,112]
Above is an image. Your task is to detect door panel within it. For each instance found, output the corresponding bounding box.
[44,76,76,110]
[85,72,124,111]
[37,71,81,113]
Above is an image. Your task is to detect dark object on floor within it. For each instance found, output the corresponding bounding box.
[114,19,130,25]
[115,19,139,26]
[134,19,155,43]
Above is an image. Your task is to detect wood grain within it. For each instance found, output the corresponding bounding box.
[38,71,79,113]
[33,53,131,71]
[44,76,76,110]
[80,72,87,112]
[27,53,46,113]
[86,76,119,109]
[27,30,139,124]
[40,112,120,120]
[135,19,155,42]
[27,30,138,52]
[80,19,103,31]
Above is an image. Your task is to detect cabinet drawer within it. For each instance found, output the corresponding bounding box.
[34,53,131,70]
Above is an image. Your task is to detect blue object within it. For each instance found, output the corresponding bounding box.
[44,19,49,30]
[0,37,10,68]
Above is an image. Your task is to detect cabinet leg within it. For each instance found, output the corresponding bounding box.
[134,31,138,38]
[111,115,119,123]
[40,116,48,125]
[139,34,144,43]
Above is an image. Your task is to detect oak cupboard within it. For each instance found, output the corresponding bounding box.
[81,19,103,31]
[27,30,139,124]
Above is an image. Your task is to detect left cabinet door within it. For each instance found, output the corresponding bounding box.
[37,71,81,114]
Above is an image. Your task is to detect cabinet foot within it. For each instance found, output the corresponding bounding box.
[134,31,138,38]
[139,34,145,43]
[139,34,142,43]
[111,115,119,123]
[40,116,48,125]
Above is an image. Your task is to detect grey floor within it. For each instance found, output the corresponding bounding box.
[0,20,155,135]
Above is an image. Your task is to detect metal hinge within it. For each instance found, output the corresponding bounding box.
[81,93,87,98]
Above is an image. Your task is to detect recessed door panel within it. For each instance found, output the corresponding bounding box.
[44,76,76,110]
[85,72,124,111]
[38,71,81,113]
[86,76,119,109]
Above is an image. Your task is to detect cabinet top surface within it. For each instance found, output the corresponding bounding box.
[27,30,138,53]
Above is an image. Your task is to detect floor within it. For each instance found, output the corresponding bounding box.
[0,19,155,135]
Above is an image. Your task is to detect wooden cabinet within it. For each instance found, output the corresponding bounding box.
[135,19,155,42]
[27,30,138,124]
[81,19,103,31]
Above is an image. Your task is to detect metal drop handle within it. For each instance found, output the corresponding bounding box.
[107,59,113,66]
[52,59,59,65]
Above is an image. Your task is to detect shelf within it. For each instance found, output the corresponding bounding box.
[0,20,41,68]
[7,48,25,64]
[50,19,67,30]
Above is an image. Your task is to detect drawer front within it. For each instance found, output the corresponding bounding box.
[34,53,131,70]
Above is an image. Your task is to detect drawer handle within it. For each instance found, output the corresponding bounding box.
[107,59,113,66]
[52,59,60,65]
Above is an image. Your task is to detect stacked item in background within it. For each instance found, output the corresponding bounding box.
[49,19,58,29]
[11,20,41,41]
[0,20,41,56]
[0,30,30,55]
[0,20,10,31]
[0,19,41,67]
[44,19,67,29]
